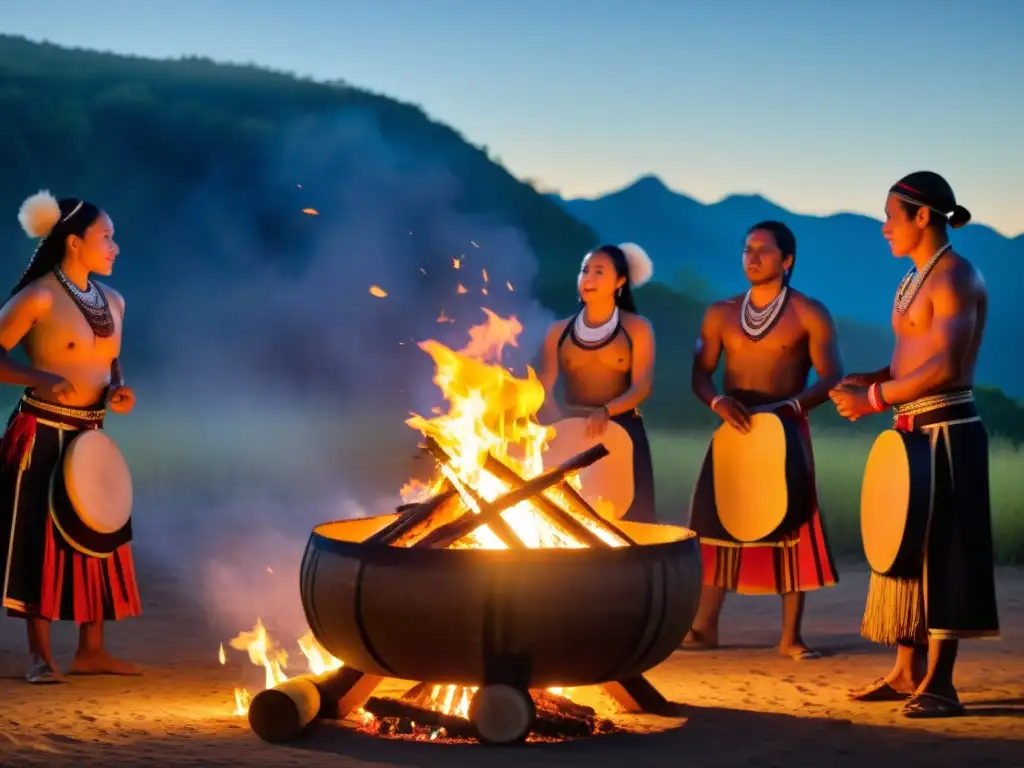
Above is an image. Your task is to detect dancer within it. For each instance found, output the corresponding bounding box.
[832,171,998,718]
[0,191,142,683]
[536,242,657,522]
[686,221,842,659]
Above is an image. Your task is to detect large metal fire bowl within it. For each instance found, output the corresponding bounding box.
[299,514,702,689]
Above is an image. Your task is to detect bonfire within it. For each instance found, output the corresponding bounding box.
[218,305,694,744]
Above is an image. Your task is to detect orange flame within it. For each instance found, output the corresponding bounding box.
[369,285,388,298]
[301,208,319,216]
[221,309,612,719]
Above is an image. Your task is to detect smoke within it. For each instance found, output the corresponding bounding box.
[121,108,558,644]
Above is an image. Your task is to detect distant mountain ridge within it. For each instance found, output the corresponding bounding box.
[0,34,1020,438]
[551,175,1024,396]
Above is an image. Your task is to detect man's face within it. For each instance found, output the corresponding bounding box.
[882,193,926,257]
[742,229,792,286]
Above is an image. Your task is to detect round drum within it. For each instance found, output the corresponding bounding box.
[860,429,932,577]
[50,430,134,558]
[541,417,634,519]
[710,412,808,543]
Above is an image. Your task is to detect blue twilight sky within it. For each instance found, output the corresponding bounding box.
[5,0,1023,236]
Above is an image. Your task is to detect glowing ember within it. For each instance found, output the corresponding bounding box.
[369,285,388,298]
[453,257,462,269]
[457,283,468,294]
[506,281,514,292]
[301,207,318,215]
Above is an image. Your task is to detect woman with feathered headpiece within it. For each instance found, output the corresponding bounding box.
[0,190,141,684]
[536,242,658,523]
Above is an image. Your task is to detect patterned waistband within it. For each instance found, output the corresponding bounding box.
[19,393,106,425]
[893,389,974,416]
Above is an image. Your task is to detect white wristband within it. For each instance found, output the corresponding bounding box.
[710,395,724,411]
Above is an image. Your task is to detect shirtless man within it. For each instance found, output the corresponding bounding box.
[832,171,999,718]
[0,191,141,683]
[685,220,842,659]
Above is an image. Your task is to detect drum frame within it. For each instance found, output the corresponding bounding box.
[690,414,813,545]
[49,430,134,558]
[860,428,933,578]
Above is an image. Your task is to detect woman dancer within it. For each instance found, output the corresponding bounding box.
[537,243,657,522]
[0,190,141,683]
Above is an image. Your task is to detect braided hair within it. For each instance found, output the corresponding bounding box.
[12,191,102,297]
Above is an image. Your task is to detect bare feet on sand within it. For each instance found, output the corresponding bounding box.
[26,656,65,684]
[776,641,822,660]
[847,670,921,702]
[68,651,142,676]
[681,629,718,650]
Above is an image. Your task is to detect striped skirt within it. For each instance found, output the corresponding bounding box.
[0,395,142,623]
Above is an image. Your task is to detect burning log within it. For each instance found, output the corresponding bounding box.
[247,673,321,743]
[482,453,632,547]
[365,485,458,547]
[421,436,632,548]
[361,695,478,739]
[445,474,527,549]
[357,687,616,744]
[415,443,610,548]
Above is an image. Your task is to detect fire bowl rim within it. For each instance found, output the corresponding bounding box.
[308,516,698,566]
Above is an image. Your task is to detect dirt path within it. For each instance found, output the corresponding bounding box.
[1,565,1021,767]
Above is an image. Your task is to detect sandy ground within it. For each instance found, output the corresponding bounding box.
[1,561,1021,768]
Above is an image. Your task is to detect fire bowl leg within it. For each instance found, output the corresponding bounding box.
[601,675,675,716]
[468,684,537,746]
[316,667,385,720]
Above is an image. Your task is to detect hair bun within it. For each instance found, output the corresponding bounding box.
[18,191,62,239]
[948,205,971,229]
[618,242,654,288]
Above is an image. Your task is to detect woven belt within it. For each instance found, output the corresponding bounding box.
[20,394,106,423]
[893,389,974,418]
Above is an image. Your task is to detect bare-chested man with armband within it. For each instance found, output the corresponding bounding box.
[686,220,842,660]
[832,171,999,718]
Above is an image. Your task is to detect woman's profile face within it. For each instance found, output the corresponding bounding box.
[67,212,119,276]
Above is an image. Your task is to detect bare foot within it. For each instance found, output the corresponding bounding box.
[682,629,719,650]
[777,642,821,660]
[68,651,142,676]
[26,656,65,684]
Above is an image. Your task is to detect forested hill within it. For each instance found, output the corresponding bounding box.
[1,35,1020,438]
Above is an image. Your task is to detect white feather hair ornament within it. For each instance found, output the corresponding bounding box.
[618,242,654,288]
[18,190,63,239]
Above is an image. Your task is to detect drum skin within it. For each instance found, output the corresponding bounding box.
[300,516,702,688]
[860,429,933,578]
[540,417,635,519]
[50,430,133,558]
[710,413,812,543]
